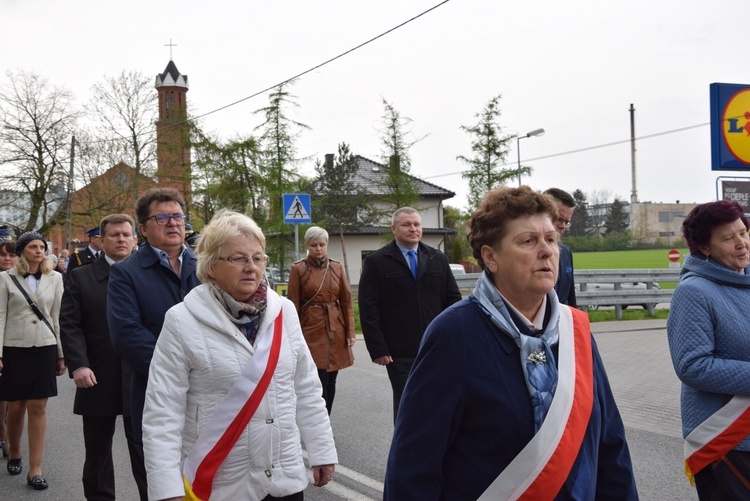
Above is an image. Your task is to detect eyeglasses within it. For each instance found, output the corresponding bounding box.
[217,254,268,267]
[146,213,186,226]
[557,217,572,228]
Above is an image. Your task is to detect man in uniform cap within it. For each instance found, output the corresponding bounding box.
[68,228,104,274]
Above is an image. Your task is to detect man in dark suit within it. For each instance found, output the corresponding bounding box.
[545,188,577,306]
[60,214,147,501]
[359,207,462,421]
[67,227,104,274]
[107,188,200,445]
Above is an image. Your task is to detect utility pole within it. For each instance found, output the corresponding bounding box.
[64,135,75,250]
[630,104,638,204]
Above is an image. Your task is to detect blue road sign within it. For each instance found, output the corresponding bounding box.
[283,194,312,223]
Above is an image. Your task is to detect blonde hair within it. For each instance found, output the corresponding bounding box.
[196,209,266,283]
[16,254,54,275]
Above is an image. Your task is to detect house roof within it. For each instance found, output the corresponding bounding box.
[352,155,455,199]
[337,226,457,236]
[155,60,189,89]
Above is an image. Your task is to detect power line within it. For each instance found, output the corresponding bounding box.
[424,121,712,180]
[81,1,452,147]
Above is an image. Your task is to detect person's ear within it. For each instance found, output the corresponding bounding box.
[480,244,498,273]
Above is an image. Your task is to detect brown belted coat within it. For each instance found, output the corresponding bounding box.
[288,256,355,371]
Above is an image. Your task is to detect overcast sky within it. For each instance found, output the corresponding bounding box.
[3,0,749,211]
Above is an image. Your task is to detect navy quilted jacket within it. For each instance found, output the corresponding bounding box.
[667,254,750,450]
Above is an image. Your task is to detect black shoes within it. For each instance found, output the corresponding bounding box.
[27,474,48,490]
[7,458,22,475]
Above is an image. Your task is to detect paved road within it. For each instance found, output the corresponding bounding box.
[0,319,698,500]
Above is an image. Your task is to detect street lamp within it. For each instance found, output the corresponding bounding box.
[516,128,545,186]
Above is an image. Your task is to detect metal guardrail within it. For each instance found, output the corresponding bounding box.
[454,269,681,320]
[577,268,680,319]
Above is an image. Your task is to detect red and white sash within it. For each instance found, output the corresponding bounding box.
[684,395,750,477]
[182,311,283,501]
[479,306,594,500]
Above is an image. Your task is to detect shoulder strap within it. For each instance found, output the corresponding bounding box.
[301,260,330,310]
[9,274,55,333]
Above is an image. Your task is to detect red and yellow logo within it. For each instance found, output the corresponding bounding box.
[723,89,750,165]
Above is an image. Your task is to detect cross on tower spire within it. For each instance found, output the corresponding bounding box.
[164,38,178,60]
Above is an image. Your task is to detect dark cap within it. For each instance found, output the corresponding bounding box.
[15,231,47,256]
[86,227,100,238]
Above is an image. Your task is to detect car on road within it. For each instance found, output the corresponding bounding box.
[449,263,466,276]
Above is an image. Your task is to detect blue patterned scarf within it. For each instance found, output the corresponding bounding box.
[470,270,561,431]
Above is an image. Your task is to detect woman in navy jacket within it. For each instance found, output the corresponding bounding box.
[384,186,637,500]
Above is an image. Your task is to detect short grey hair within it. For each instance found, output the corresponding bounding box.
[196,209,266,283]
[304,226,329,245]
[391,207,420,226]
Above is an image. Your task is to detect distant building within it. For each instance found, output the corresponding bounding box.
[313,155,456,285]
[45,59,192,254]
[155,60,192,208]
[630,201,700,245]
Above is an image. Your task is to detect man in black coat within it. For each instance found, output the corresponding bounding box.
[60,214,147,501]
[360,207,462,422]
[67,227,104,274]
[545,188,577,307]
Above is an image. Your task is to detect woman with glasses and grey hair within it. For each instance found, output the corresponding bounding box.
[142,210,337,501]
[288,226,356,415]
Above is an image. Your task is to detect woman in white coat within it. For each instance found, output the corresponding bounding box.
[0,232,65,490]
[143,210,337,501]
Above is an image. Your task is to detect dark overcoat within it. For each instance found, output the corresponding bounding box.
[359,240,461,360]
[60,257,124,416]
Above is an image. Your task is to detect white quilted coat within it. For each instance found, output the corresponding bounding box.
[143,284,337,500]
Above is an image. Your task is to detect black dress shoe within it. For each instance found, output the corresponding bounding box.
[27,474,48,490]
[7,458,22,475]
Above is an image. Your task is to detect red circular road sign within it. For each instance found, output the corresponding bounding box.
[668,249,680,262]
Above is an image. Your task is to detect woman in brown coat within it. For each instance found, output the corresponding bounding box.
[288,226,355,414]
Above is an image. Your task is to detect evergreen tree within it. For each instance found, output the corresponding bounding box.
[604,198,629,236]
[313,142,378,278]
[443,205,471,263]
[191,128,266,224]
[375,98,421,210]
[457,95,523,210]
[569,189,591,237]
[253,80,309,279]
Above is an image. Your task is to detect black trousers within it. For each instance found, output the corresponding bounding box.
[385,356,416,423]
[317,369,338,415]
[81,415,147,501]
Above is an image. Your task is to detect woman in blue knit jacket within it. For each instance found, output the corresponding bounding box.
[668,200,750,499]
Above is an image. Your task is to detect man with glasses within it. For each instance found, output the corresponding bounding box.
[107,188,200,463]
[544,188,577,306]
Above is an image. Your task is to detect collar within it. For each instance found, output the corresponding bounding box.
[503,294,548,332]
[395,242,418,261]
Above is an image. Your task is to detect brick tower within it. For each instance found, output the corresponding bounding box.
[155,60,191,209]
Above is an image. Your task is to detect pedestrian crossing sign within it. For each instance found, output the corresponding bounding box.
[283,194,311,223]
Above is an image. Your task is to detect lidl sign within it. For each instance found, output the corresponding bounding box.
[711,83,750,170]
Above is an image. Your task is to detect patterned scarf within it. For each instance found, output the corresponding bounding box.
[208,276,268,344]
[470,270,561,431]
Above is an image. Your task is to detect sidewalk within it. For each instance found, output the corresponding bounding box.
[591,318,682,439]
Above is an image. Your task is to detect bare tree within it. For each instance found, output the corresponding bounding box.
[86,70,158,191]
[0,70,79,234]
[587,188,613,234]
